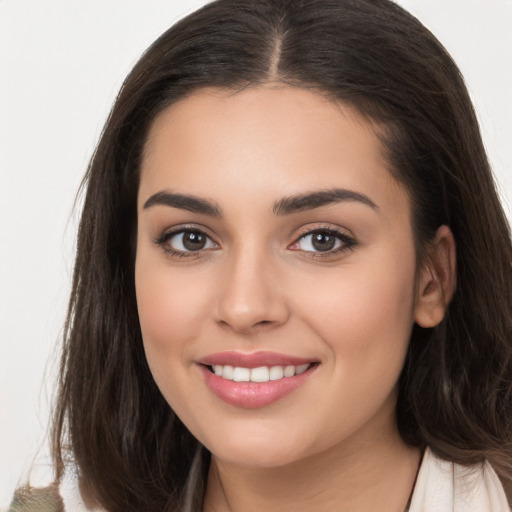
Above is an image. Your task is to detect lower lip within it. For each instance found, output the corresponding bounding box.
[199,364,316,408]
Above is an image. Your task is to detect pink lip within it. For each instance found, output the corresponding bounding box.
[196,351,318,409]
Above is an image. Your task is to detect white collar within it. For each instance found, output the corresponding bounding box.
[409,447,509,511]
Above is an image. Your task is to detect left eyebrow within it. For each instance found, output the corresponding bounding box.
[273,188,379,215]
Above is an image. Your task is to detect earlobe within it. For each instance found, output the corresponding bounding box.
[414,225,457,328]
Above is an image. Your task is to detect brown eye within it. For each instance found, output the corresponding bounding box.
[311,231,337,252]
[293,229,356,254]
[182,231,207,250]
[162,229,217,253]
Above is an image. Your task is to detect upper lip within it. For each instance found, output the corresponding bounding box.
[197,351,316,368]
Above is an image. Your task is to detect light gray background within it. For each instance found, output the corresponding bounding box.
[1,0,511,506]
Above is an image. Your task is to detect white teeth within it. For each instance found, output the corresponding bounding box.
[269,366,284,380]
[223,365,234,380]
[296,364,310,375]
[250,366,270,382]
[233,367,250,382]
[210,363,312,382]
[283,365,295,377]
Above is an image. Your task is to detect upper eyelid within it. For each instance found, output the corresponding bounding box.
[290,223,355,241]
[288,225,358,253]
[155,224,217,241]
[154,227,219,257]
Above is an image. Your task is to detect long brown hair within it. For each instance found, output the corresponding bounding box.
[52,0,512,510]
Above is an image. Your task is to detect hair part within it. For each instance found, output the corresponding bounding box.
[51,0,512,509]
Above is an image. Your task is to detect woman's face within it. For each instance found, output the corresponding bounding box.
[136,85,421,468]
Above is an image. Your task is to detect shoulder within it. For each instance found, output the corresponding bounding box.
[7,483,63,512]
[409,447,510,512]
[7,473,104,512]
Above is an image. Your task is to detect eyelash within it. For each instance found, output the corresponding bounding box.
[290,226,358,258]
[153,226,218,258]
[153,225,358,259]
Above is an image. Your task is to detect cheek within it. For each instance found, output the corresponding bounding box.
[293,252,417,439]
[297,247,417,371]
[135,254,210,386]
[137,273,202,341]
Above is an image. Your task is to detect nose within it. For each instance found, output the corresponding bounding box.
[215,247,290,334]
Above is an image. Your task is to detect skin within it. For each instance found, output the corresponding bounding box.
[135,85,455,511]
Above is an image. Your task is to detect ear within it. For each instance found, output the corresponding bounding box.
[414,225,456,328]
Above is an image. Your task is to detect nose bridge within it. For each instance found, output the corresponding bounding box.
[215,240,288,332]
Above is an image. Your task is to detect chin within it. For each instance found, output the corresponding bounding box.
[196,420,322,469]
[212,443,303,469]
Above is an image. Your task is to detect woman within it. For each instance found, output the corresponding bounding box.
[10,0,512,511]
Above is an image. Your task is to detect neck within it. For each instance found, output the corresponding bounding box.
[203,420,420,512]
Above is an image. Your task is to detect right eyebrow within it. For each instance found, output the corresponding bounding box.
[142,190,222,217]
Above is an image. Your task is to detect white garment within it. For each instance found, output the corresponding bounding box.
[13,448,511,511]
[409,448,510,512]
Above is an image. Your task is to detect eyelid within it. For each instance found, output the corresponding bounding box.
[153,223,215,243]
[152,223,357,259]
[153,224,219,257]
[288,224,358,256]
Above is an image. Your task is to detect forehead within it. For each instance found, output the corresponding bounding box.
[139,85,408,220]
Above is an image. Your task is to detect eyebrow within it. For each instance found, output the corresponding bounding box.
[142,187,378,217]
[143,190,222,216]
[273,188,378,215]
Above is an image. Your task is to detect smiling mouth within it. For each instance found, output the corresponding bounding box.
[206,363,312,382]
[199,359,319,408]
